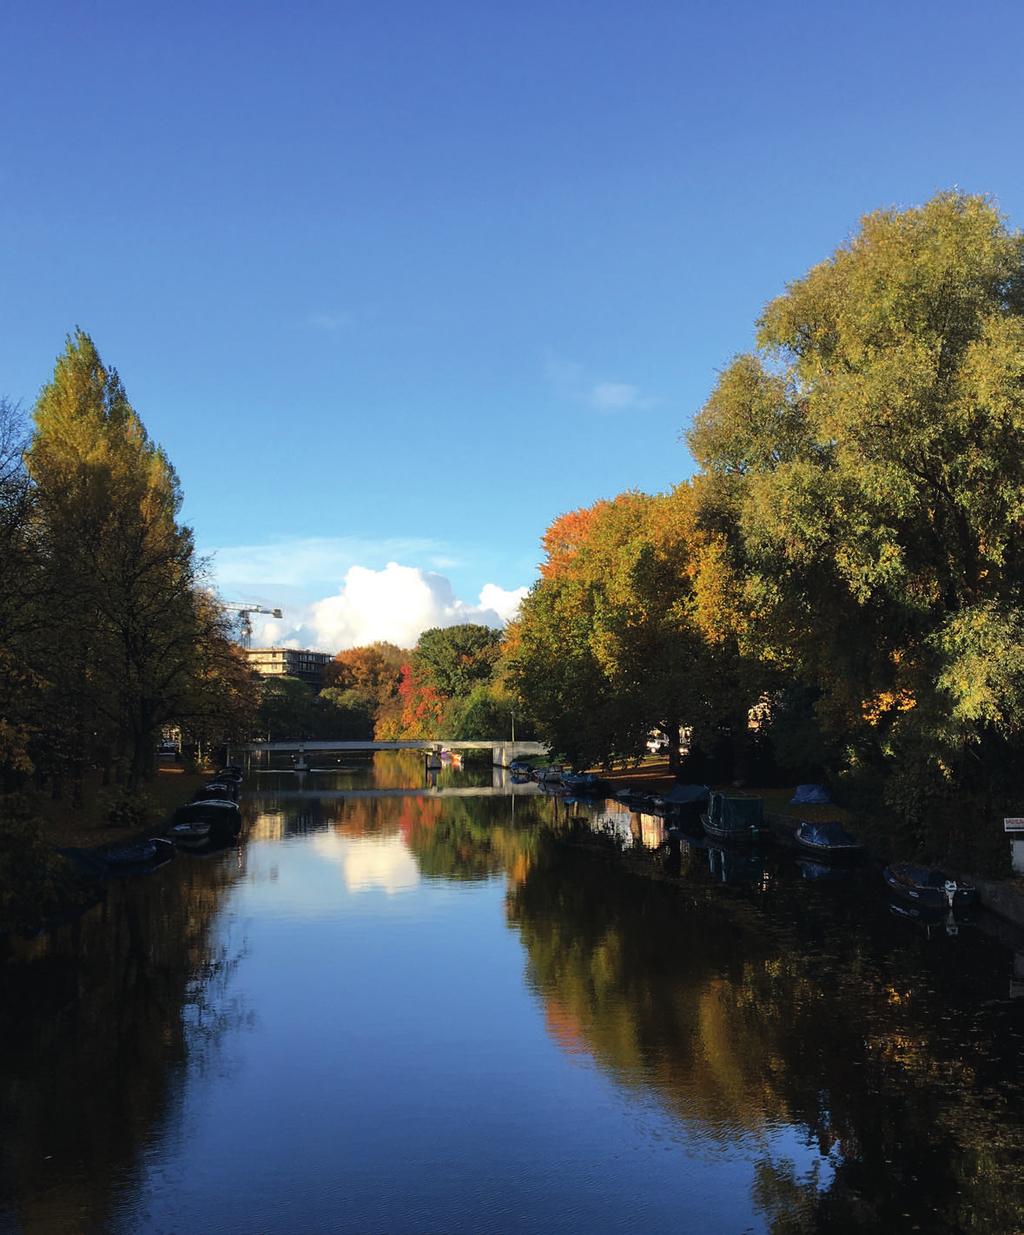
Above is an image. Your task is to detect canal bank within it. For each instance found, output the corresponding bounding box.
[598,759,1024,930]
[0,766,217,940]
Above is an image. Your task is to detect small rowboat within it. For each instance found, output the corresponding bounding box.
[193,782,237,802]
[169,820,213,847]
[883,863,977,914]
[562,772,608,795]
[794,821,862,857]
[170,800,241,847]
[102,837,175,872]
[59,838,175,877]
[533,766,564,784]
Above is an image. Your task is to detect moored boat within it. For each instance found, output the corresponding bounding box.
[533,766,564,784]
[561,772,608,795]
[883,863,977,913]
[170,799,241,847]
[661,784,710,810]
[794,820,862,858]
[701,791,765,844]
[58,838,175,877]
[193,781,237,802]
[659,784,709,830]
[169,819,214,847]
[101,837,175,873]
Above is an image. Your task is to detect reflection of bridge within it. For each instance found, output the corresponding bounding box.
[238,739,547,766]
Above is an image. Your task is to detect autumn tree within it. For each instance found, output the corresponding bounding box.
[509,490,757,769]
[28,331,255,790]
[328,641,404,699]
[374,661,447,739]
[690,191,1024,840]
[325,641,404,734]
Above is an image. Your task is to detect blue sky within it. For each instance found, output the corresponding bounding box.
[4,0,1024,647]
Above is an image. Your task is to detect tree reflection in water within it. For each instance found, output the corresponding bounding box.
[4,780,1024,1234]
[0,846,246,1235]
[507,831,1024,1234]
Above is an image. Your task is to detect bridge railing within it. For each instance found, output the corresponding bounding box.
[235,739,547,766]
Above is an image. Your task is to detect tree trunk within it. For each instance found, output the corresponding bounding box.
[730,708,751,786]
[665,720,681,772]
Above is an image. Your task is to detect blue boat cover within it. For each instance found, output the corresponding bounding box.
[663,783,710,805]
[791,783,831,804]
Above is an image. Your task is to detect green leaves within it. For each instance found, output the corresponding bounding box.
[414,624,503,699]
[17,331,254,789]
[686,190,1024,835]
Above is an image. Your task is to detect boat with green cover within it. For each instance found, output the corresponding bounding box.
[701,791,765,844]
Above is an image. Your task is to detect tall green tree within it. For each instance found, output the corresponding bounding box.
[414,624,503,697]
[689,191,1024,836]
[28,331,239,789]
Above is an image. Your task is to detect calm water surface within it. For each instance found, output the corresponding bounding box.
[3,754,1024,1233]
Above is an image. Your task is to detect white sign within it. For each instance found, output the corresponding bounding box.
[1004,817,1024,832]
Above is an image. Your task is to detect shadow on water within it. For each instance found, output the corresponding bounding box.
[0,844,248,1235]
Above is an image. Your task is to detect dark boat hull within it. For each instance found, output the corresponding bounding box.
[883,866,977,913]
[700,814,761,845]
[103,837,175,874]
[794,837,862,859]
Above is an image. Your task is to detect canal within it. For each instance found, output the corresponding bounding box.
[2,753,1024,1233]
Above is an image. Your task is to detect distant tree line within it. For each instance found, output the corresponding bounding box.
[508,192,1024,860]
[263,626,519,743]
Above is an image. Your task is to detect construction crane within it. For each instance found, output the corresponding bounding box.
[223,602,283,650]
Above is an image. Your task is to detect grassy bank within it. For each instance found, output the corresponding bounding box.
[35,765,210,849]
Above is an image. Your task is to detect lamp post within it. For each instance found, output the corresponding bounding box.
[511,708,516,744]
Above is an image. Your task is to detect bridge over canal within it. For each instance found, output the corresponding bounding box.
[237,739,547,767]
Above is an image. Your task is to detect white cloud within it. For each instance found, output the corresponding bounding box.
[479,582,529,623]
[249,561,529,652]
[544,354,658,413]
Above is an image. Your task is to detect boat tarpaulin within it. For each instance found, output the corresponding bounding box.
[791,783,831,804]
[663,784,710,806]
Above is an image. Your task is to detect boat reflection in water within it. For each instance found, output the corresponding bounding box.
[796,855,856,882]
[3,753,1024,1235]
[706,843,768,887]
